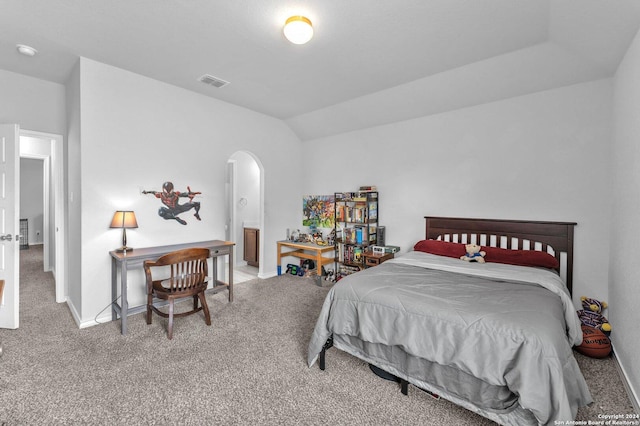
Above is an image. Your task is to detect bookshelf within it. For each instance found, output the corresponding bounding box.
[334,190,378,279]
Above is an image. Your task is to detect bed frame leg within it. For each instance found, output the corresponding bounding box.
[400,379,409,395]
[319,337,333,371]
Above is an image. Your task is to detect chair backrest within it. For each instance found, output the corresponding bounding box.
[144,248,210,292]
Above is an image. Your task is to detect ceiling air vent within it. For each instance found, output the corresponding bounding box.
[198,74,230,88]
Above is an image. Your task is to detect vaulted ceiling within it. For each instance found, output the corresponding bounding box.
[2,0,639,140]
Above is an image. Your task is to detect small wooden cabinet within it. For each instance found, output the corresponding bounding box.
[243,228,259,267]
[363,252,394,268]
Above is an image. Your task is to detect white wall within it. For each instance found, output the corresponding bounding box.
[65,61,82,314]
[0,69,66,135]
[19,158,44,245]
[302,79,613,307]
[72,58,301,325]
[611,27,640,406]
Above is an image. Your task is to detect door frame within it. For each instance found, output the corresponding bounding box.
[20,130,66,303]
[226,151,264,277]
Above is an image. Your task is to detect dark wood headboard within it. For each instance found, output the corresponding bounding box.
[424,216,577,294]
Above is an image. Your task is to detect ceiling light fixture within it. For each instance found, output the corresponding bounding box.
[16,44,38,57]
[283,16,313,45]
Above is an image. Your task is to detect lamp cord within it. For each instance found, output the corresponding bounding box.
[94,294,122,325]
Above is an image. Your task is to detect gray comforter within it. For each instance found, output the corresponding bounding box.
[308,251,592,426]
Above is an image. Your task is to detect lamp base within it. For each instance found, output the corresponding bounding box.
[115,246,133,253]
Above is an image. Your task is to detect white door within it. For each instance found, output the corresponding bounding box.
[0,124,20,329]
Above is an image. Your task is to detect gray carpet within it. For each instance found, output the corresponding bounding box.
[0,246,635,425]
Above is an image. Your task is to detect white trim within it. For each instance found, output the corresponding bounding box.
[611,344,640,414]
[43,157,50,270]
[66,299,83,328]
[227,159,237,265]
[258,271,277,280]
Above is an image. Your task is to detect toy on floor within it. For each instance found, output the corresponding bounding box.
[301,259,317,277]
[321,266,336,282]
[575,325,611,358]
[460,244,486,263]
[285,263,305,276]
[324,269,336,282]
[577,296,612,335]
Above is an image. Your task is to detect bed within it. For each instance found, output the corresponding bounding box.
[307,216,592,426]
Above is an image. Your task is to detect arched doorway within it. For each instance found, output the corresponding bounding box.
[226,151,264,282]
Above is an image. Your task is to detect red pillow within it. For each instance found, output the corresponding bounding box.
[482,246,559,269]
[413,240,466,259]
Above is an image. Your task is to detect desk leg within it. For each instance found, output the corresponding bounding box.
[277,244,282,276]
[228,250,233,302]
[315,251,323,286]
[212,255,218,295]
[120,260,128,335]
[111,258,117,321]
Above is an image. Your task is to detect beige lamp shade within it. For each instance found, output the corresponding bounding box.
[110,211,138,252]
[110,211,138,229]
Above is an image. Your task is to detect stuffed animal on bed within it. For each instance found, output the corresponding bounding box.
[577,296,612,336]
[460,244,486,263]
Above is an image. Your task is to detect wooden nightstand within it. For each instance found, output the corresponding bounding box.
[363,252,394,268]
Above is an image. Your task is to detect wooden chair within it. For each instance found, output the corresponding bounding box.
[144,248,211,339]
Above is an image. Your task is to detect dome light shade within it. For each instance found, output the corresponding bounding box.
[16,44,37,57]
[283,16,313,44]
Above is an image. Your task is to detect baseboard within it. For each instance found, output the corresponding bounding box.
[66,299,82,328]
[80,313,111,328]
[259,271,277,279]
[611,343,640,413]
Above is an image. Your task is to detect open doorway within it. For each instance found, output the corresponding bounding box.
[226,151,263,283]
[19,157,45,255]
[19,130,65,304]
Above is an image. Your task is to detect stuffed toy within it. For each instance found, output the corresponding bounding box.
[460,244,486,263]
[577,296,612,335]
[581,296,607,313]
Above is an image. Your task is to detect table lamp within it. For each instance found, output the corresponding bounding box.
[110,210,138,252]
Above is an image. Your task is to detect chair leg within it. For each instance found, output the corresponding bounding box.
[193,295,198,311]
[167,299,174,340]
[146,294,153,325]
[199,292,212,326]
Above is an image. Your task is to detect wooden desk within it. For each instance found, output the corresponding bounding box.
[110,240,234,335]
[276,240,334,286]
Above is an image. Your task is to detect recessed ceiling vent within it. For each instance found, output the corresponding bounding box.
[198,74,230,88]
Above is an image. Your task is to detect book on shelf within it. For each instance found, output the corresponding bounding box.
[359,185,377,192]
[339,264,361,277]
[337,205,367,224]
[368,202,377,221]
[353,246,363,263]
